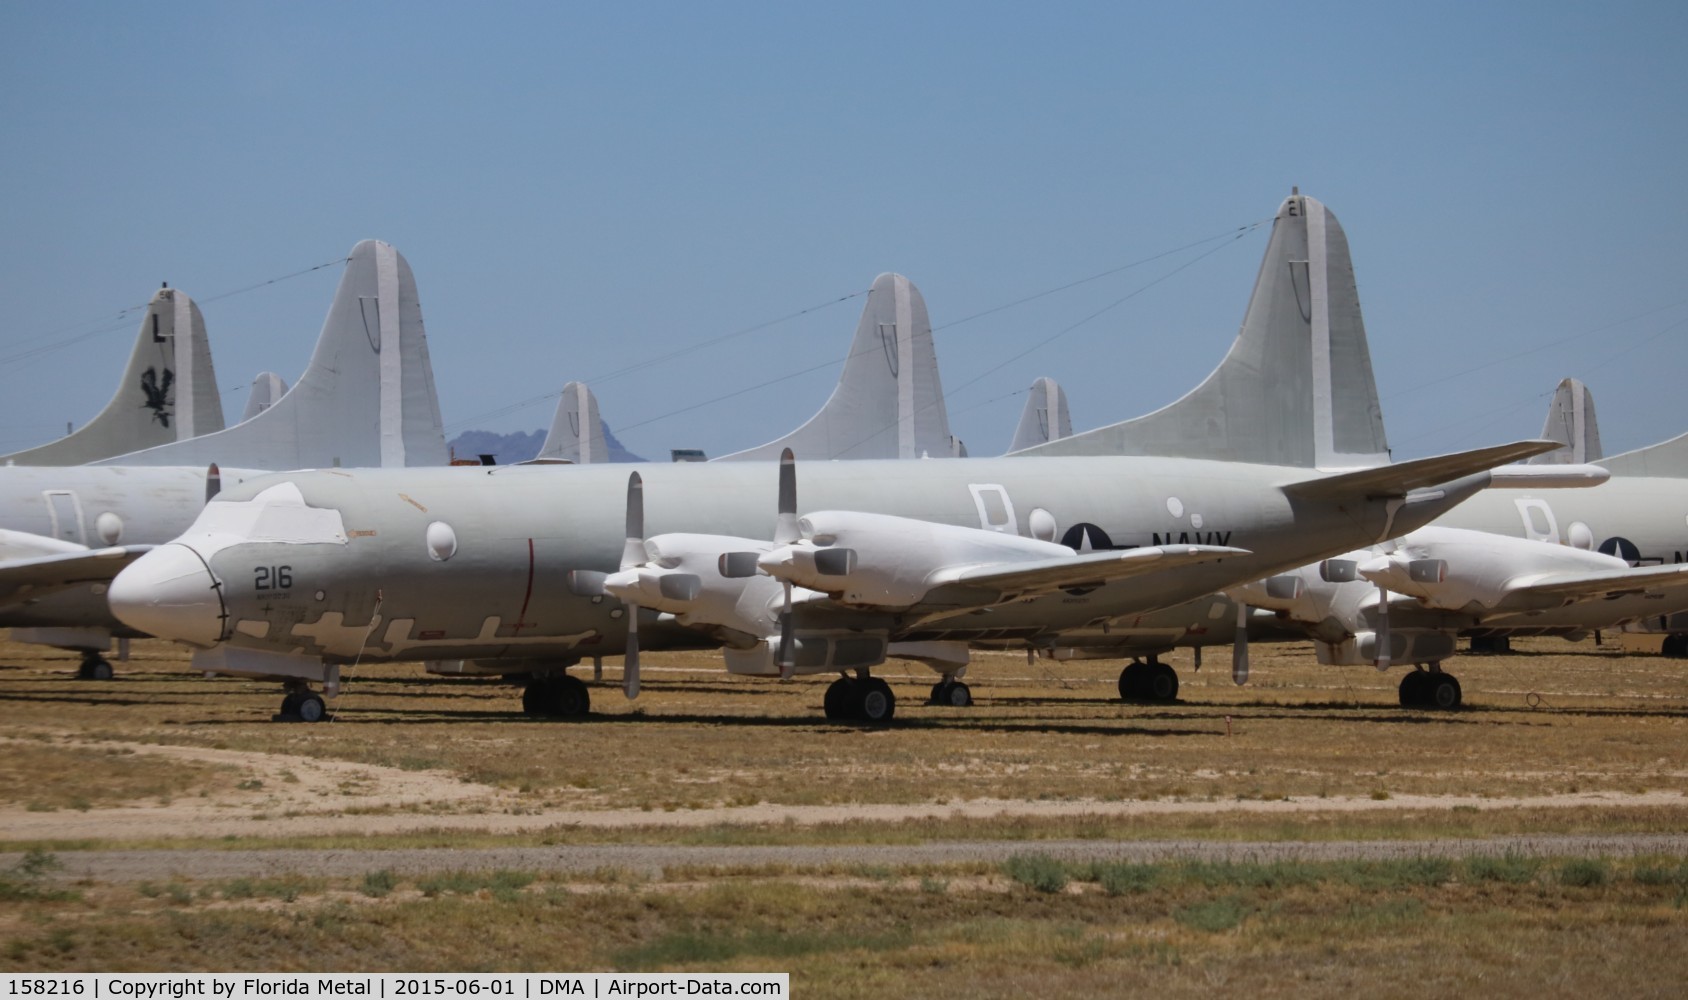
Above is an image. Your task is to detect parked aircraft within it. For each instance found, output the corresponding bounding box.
[1,286,224,465]
[1007,378,1072,454]
[1528,378,1602,466]
[239,372,289,423]
[104,192,1559,722]
[1012,192,1688,703]
[715,273,965,461]
[0,240,448,678]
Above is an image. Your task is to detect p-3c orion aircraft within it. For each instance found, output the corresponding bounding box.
[0,240,448,677]
[107,193,1562,723]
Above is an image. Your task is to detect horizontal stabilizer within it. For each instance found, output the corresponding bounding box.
[0,542,154,606]
[1282,441,1562,500]
[925,544,1248,604]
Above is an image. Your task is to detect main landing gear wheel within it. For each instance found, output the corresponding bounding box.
[77,654,113,681]
[858,677,896,724]
[929,679,973,707]
[1662,633,1688,658]
[522,675,591,719]
[277,689,328,723]
[1399,666,1461,709]
[823,678,855,720]
[822,676,897,723]
[1118,659,1178,703]
[1425,673,1462,710]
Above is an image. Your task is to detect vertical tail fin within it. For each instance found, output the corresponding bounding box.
[2,286,224,465]
[93,240,448,469]
[1528,378,1603,465]
[238,372,289,423]
[1006,377,1072,454]
[715,273,957,461]
[535,381,610,463]
[1013,192,1390,468]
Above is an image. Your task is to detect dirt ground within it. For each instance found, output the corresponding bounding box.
[2,631,1684,859]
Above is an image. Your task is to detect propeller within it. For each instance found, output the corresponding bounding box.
[1373,584,1391,671]
[205,463,221,504]
[774,449,798,678]
[1231,601,1250,685]
[620,472,645,699]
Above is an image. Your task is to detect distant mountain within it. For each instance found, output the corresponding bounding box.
[448,423,647,464]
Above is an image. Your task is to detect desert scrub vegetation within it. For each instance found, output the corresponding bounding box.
[1,862,1686,995]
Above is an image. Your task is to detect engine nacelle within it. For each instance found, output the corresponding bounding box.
[757,509,1075,608]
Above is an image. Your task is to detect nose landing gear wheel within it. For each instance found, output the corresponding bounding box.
[522,675,592,718]
[929,680,973,707]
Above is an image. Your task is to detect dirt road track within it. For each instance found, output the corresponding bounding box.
[10,834,1687,882]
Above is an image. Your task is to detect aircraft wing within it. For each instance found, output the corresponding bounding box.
[920,544,1249,606]
[0,544,156,606]
[1282,440,1561,501]
[1508,563,1688,603]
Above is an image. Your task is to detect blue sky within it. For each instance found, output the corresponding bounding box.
[2,1,1684,462]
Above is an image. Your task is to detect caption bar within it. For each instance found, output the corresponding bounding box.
[3,976,787,999]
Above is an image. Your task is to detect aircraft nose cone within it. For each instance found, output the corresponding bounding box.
[107,544,226,647]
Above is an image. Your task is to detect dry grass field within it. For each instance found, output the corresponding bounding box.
[1,633,1685,995]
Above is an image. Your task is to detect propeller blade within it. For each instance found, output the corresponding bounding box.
[1374,585,1391,671]
[1231,602,1250,685]
[624,602,641,699]
[776,581,794,679]
[621,472,645,571]
[774,448,800,546]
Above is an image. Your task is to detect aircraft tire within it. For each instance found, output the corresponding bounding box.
[296,694,327,723]
[553,676,590,718]
[859,678,896,724]
[87,659,113,681]
[1662,634,1688,658]
[279,692,302,718]
[1146,663,1179,702]
[1398,671,1429,708]
[1117,662,1144,701]
[521,683,547,717]
[930,680,973,707]
[823,678,856,720]
[1425,674,1462,710]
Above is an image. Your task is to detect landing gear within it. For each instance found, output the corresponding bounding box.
[1118,658,1178,703]
[1468,635,1512,654]
[929,678,973,707]
[821,673,897,723]
[1399,664,1461,709]
[76,652,113,680]
[521,674,591,719]
[1662,633,1688,658]
[277,682,328,723]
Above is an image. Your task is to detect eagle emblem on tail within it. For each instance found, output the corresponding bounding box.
[140,366,174,427]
